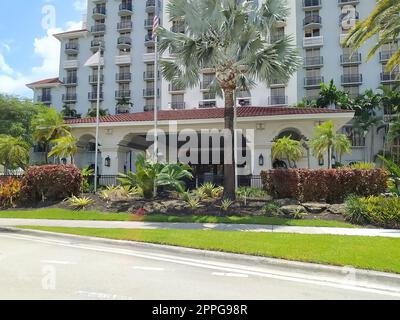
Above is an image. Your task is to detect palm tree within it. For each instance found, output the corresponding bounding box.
[158,0,301,199]
[310,121,352,169]
[272,136,304,168]
[344,0,400,73]
[48,135,78,165]
[0,135,30,173]
[388,117,400,143]
[87,107,108,118]
[317,80,352,109]
[31,108,71,163]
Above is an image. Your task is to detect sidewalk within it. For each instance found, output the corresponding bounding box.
[1,218,400,238]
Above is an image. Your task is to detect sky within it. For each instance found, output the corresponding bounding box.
[0,0,88,98]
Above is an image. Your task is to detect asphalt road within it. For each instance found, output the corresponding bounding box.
[0,230,399,300]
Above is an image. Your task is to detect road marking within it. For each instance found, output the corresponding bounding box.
[212,272,249,278]
[2,233,400,298]
[41,260,77,265]
[132,266,165,271]
[76,290,134,300]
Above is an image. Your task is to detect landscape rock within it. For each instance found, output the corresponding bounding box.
[328,204,346,215]
[275,198,300,206]
[281,205,306,216]
[302,202,328,214]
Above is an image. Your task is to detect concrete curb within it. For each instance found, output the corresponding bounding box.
[2,226,400,292]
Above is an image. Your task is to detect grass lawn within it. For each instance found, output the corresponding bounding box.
[0,208,356,228]
[20,226,400,274]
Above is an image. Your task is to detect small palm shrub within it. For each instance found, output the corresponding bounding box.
[263,202,282,216]
[344,196,400,228]
[348,162,376,170]
[198,182,216,198]
[0,178,22,209]
[81,166,94,193]
[379,156,400,196]
[211,186,224,199]
[185,196,204,210]
[66,196,94,211]
[217,199,234,212]
[99,185,142,202]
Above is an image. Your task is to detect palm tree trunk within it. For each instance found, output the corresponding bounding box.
[223,88,236,200]
[328,145,332,169]
[44,143,48,164]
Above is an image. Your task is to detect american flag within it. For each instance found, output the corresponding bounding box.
[153,15,160,39]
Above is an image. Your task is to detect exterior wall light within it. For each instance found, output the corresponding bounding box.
[61,158,67,165]
[105,156,111,167]
[259,154,264,166]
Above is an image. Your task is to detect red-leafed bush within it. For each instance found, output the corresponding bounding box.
[21,165,82,202]
[261,169,388,203]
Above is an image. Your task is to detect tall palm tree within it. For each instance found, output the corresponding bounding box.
[31,108,71,163]
[272,136,304,168]
[317,80,352,109]
[0,135,30,172]
[310,121,352,169]
[345,0,400,73]
[158,0,301,199]
[48,135,78,165]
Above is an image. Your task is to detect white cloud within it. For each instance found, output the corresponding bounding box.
[0,20,82,98]
[73,0,87,12]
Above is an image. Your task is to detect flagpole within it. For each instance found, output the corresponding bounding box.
[154,2,159,164]
[94,43,102,193]
[233,91,238,190]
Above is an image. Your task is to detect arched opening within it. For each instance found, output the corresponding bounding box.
[118,133,152,173]
[75,134,102,171]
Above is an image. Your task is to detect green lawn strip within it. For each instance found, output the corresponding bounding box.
[0,208,356,228]
[19,226,400,274]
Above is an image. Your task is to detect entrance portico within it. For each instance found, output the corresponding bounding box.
[65,107,355,180]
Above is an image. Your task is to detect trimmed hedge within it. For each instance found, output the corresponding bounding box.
[21,165,82,202]
[261,169,388,203]
[344,196,400,229]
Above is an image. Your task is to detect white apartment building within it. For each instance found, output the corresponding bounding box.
[26,0,397,179]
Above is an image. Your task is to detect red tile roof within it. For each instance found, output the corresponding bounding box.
[66,106,353,125]
[26,77,61,87]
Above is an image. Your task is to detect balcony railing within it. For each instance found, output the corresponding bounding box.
[89,75,104,84]
[88,92,104,101]
[304,56,324,67]
[168,83,185,92]
[304,76,324,87]
[91,24,106,33]
[116,73,132,82]
[380,51,396,62]
[119,3,133,13]
[303,15,322,27]
[115,90,131,99]
[200,81,214,90]
[62,94,77,102]
[91,40,105,49]
[65,43,79,53]
[171,24,185,33]
[117,36,132,48]
[341,74,363,85]
[143,71,159,80]
[170,102,186,110]
[93,7,106,16]
[37,95,52,103]
[381,72,400,82]
[117,21,133,31]
[303,36,324,47]
[268,96,288,105]
[340,53,362,64]
[302,0,321,8]
[63,77,78,85]
[199,100,217,108]
[143,88,159,97]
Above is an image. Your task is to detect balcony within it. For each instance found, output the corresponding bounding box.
[338,0,360,6]
[88,92,104,101]
[146,0,159,13]
[90,39,104,52]
[115,54,131,65]
[199,100,217,108]
[63,60,79,69]
[380,50,395,62]
[302,0,321,9]
[119,3,133,16]
[92,7,106,19]
[200,81,214,91]
[269,78,286,87]
[89,75,104,84]
[63,77,78,86]
[144,19,153,29]
[115,90,131,99]
[116,105,131,114]
[143,88,159,98]
[65,43,79,55]
[341,74,363,85]
[168,83,185,93]
[304,76,324,88]
[62,94,77,103]
[340,53,362,65]
[117,36,132,50]
[171,24,185,34]
[268,96,288,106]
[117,21,133,32]
[91,24,106,35]
[144,105,155,112]
[143,71,159,81]
[116,73,132,82]
[169,102,186,110]
[381,72,400,83]
[145,34,155,46]
[37,95,52,104]
[304,56,324,68]
[303,36,324,48]
[303,15,322,28]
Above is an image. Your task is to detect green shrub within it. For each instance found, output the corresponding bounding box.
[217,199,234,212]
[236,187,267,199]
[348,162,376,170]
[344,196,400,228]
[66,196,94,211]
[263,202,282,216]
[0,178,22,209]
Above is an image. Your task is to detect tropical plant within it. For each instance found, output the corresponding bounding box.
[118,154,193,199]
[263,202,282,216]
[217,198,234,212]
[310,120,352,168]
[99,185,142,201]
[81,166,94,193]
[317,80,352,109]
[272,136,304,168]
[0,178,22,209]
[294,97,318,109]
[211,186,224,199]
[379,85,400,115]
[31,108,71,163]
[197,182,217,198]
[61,105,79,119]
[48,134,78,165]
[388,117,400,143]
[348,162,376,170]
[185,195,204,210]
[345,0,400,74]
[86,107,108,118]
[66,196,94,211]
[0,135,30,172]
[158,0,301,199]
[378,155,400,195]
